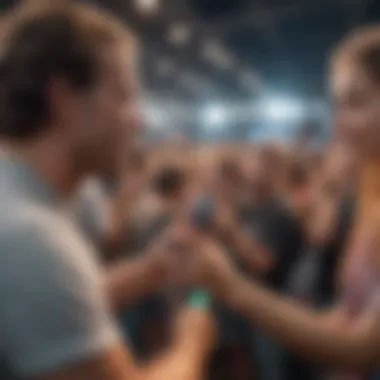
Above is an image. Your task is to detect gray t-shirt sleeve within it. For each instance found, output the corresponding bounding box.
[0,219,121,377]
[73,181,109,246]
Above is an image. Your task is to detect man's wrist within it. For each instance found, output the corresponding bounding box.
[174,307,216,357]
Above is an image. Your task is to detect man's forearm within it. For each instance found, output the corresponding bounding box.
[225,274,378,369]
[140,308,215,380]
[105,256,163,311]
[37,308,214,380]
[121,334,211,380]
[140,337,207,380]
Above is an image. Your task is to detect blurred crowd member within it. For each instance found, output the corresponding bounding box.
[211,156,246,206]
[240,149,304,289]
[127,163,192,254]
[0,3,217,380]
[288,144,357,308]
[288,178,353,306]
[283,151,355,380]
[149,165,190,226]
[258,144,287,195]
[74,145,147,261]
[124,164,191,358]
[283,159,314,225]
[202,155,271,276]
[233,150,303,380]
[200,157,255,380]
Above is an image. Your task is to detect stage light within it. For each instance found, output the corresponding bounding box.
[144,105,167,130]
[201,40,235,70]
[135,0,159,14]
[168,23,191,46]
[156,59,174,76]
[262,98,305,121]
[202,105,227,128]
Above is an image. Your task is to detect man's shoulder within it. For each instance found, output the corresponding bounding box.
[0,200,120,380]
[0,199,97,277]
[1,198,67,241]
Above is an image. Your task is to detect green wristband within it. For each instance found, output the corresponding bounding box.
[186,289,213,309]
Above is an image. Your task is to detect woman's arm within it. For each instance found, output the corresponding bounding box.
[195,231,380,370]
[225,274,380,369]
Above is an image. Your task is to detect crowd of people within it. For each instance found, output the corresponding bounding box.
[2,2,380,380]
[76,141,356,380]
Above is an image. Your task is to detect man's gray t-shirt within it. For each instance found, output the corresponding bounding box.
[0,156,121,379]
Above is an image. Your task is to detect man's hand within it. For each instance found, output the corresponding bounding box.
[141,228,187,288]
[148,212,242,299]
[105,224,194,310]
[172,233,240,300]
[138,222,240,301]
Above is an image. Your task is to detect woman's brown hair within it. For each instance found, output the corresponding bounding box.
[331,26,380,83]
[332,26,380,289]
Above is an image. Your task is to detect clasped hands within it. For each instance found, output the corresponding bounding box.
[143,220,239,302]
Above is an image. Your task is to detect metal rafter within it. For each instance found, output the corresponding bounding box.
[200,0,339,36]
[339,0,369,28]
[92,0,366,100]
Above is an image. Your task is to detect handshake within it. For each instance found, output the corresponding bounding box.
[141,223,240,358]
[143,221,239,302]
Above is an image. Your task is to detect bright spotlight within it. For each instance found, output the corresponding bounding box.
[144,106,167,131]
[263,98,305,121]
[202,105,227,128]
[168,23,191,46]
[135,0,159,14]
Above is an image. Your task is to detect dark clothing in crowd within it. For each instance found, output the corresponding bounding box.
[284,195,354,380]
[316,195,354,304]
[239,198,304,289]
[234,198,304,380]
[120,210,173,357]
[287,194,354,305]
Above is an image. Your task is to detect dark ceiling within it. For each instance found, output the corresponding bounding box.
[1,0,380,102]
[98,0,379,101]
